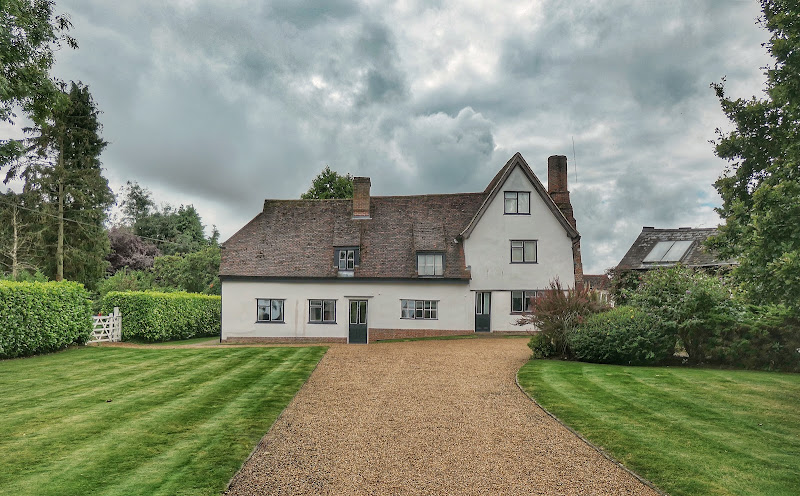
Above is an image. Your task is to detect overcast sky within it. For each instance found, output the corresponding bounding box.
[37,0,773,273]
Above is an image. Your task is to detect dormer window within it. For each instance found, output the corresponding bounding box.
[335,247,359,272]
[504,191,530,214]
[417,253,444,276]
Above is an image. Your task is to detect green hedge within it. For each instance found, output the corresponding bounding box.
[101,291,220,342]
[0,281,92,359]
[569,306,675,366]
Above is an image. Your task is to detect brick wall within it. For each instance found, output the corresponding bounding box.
[369,328,474,342]
[221,336,347,344]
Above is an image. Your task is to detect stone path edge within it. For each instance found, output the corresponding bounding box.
[513,368,670,496]
[222,346,331,492]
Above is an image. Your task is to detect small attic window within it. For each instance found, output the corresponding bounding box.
[335,247,359,271]
[643,240,693,263]
[504,192,530,214]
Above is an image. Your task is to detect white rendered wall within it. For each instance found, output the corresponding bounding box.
[222,279,474,340]
[463,165,575,291]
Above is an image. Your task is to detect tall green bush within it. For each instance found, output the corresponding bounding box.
[569,306,674,365]
[101,291,220,342]
[628,265,735,362]
[0,280,92,358]
[710,304,800,372]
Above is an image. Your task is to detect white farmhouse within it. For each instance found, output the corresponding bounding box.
[220,153,583,343]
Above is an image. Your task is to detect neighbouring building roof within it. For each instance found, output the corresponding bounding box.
[616,227,736,271]
[220,152,580,280]
[583,274,611,291]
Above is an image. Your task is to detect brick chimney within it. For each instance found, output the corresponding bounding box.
[547,155,583,289]
[352,177,371,219]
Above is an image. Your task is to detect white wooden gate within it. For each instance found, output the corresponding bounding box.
[90,307,122,343]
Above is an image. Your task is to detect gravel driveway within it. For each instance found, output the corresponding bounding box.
[225,338,659,495]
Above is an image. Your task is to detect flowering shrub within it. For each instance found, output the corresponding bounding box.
[568,306,674,365]
[517,278,609,357]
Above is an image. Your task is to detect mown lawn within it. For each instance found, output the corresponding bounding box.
[517,360,800,496]
[0,346,327,496]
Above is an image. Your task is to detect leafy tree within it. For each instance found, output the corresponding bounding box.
[119,180,155,227]
[301,166,353,199]
[152,245,220,295]
[710,0,800,309]
[0,189,44,278]
[134,203,207,255]
[1,0,76,170]
[107,225,160,273]
[22,82,113,288]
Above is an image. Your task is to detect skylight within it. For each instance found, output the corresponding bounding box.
[643,240,693,263]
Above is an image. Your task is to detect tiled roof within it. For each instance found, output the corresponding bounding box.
[220,193,485,279]
[616,227,736,271]
[583,274,611,291]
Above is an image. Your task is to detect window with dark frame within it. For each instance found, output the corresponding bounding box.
[511,290,540,313]
[256,298,285,323]
[309,299,336,323]
[510,240,537,263]
[504,191,530,214]
[417,253,444,276]
[335,247,359,271]
[400,299,438,319]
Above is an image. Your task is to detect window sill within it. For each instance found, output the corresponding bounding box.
[255,321,285,324]
[503,212,531,215]
[510,261,538,264]
[307,321,337,325]
[400,317,439,320]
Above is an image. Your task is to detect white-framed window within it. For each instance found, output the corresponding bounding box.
[504,191,530,214]
[401,299,438,319]
[335,247,358,270]
[511,240,537,263]
[309,299,336,323]
[257,298,285,323]
[511,290,540,313]
[417,253,444,276]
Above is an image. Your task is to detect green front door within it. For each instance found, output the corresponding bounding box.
[475,292,491,333]
[349,300,368,344]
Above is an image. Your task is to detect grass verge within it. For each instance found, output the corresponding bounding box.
[0,346,327,496]
[517,360,800,496]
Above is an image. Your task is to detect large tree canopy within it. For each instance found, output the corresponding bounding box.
[301,166,353,199]
[711,0,800,309]
[1,0,76,171]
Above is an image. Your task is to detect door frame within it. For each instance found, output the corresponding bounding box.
[348,298,369,344]
[475,291,491,333]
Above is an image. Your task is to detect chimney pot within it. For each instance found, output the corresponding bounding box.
[352,177,371,218]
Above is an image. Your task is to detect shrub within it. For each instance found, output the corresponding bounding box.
[101,291,220,342]
[569,306,675,365]
[527,332,555,359]
[516,278,609,357]
[710,305,800,372]
[0,280,92,358]
[629,265,736,362]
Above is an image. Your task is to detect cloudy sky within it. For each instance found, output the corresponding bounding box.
[37,0,773,273]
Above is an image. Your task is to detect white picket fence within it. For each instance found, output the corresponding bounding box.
[90,307,122,343]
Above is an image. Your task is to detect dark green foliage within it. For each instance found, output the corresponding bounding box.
[301,166,353,199]
[516,278,608,357]
[710,0,800,310]
[101,291,220,342]
[0,189,43,279]
[605,267,641,305]
[22,82,114,289]
[0,280,91,358]
[0,0,77,168]
[628,265,735,362]
[710,305,800,372]
[95,269,154,299]
[527,332,555,359]
[152,245,221,295]
[569,306,674,365]
[134,204,207,255]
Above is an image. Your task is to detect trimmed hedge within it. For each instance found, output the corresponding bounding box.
[101,291,221,342]
[0,280,93,359]
[569,306,675,365]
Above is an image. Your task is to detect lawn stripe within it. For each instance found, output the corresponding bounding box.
[0,348,224,436]
[519,360,800,496]
[1,347,325,495]
[94,349,318,495]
